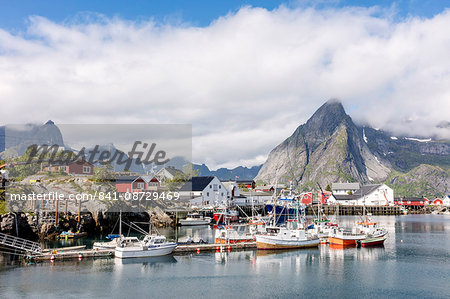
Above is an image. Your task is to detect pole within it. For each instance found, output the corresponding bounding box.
[65,199,68,216]
[78,199,81,223]
[55,199,58,226]
[119,209,122,236]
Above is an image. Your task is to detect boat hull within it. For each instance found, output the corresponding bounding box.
[255,235,319,250]
[115,244,177,259]
[358,235,387,247]
[328,236,365,246]
[179,219,210,226]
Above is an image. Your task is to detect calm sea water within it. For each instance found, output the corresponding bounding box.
[1,215,449,298]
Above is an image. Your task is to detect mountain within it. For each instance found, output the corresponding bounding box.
[0,120,65,158]
[255,100,450,197]
[194,164,262,181]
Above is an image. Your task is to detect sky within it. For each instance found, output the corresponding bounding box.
[1,1,449,169]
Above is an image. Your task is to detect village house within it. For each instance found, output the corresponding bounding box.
[237,180,256,189]
[332,182,361,195]
[394,197,429,208]
[328,183,394,206]
[115,175,160,193]
[45,160,94,176]
[155,166,183,183]
[179,176,228,206]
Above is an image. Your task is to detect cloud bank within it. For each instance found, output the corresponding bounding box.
[0,6,449,169]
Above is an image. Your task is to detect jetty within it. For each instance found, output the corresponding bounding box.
[26,242,257,262]
[32,248,114,262]
[174,242,256,253]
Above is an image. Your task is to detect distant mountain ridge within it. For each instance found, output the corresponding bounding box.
[255,100,450,197]
[194,164,262,181]
[0,121,64,158]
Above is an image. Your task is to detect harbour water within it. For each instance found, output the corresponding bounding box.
[1,215,449,298]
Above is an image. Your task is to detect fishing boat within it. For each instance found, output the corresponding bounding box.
[328,227,366,246]
[355,213,388,247]
[93,236,139,250]
[255,225,319,250]
[256,198,319,250]
[57,231,87,240]
[115,235,177,259]
[179,212,211,226]
[357,235,387,247]
[213,208,239,224]
[215,224,255,244]
[112,211,177,258]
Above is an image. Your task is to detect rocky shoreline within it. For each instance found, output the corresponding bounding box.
[0,207,174,241]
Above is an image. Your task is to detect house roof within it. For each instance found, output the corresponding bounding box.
[115,175,140,183]
[140,175,158,184]
[157,166,182,177]
[394,197,426,202]
[333,184,382,200]
[332,182,360,190]
[48,159,94,167]
[179,176,215,192]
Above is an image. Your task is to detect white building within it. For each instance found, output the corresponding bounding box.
[332,182,361,195]
[328,184,394,206]
[179,176,228,206]
[155,166,183,183]
[443,196,450,207]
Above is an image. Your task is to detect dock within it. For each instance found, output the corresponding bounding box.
[29,242,257,262]
[32,248,114,262]
[174,242,256,253]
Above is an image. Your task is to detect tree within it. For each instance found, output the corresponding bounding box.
[325,184,332,192]
[165,163,198,191]
[93,163,115,183]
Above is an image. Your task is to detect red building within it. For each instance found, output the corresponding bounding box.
[317,191,332,204]
[432,198,443,205]
[394,197,429,207]
[45,160,94,175]
[115,175,160,193]
[301,192,313,205]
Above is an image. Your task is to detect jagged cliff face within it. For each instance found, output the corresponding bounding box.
[0,120,65,158]
[256,99,449,196]
[256,100,391,189]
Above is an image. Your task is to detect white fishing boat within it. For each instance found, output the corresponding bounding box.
[255,225,320,250]
[112,210,177,258]
[355,212,388,247]
[115,235,177,259]
[179,212,211,226]
[215,224,255,244]
[256,200,319,250]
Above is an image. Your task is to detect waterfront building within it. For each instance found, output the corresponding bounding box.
[328,184,394,206]
[180,176,228,206]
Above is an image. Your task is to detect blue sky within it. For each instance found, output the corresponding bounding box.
[0,0,448,30]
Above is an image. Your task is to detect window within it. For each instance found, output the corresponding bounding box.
[207,192,210,196]
[83,166,91,173]
[137,182,144,189]
[210,185,212,188]
[219,185,221,189]
[213,184,218,191]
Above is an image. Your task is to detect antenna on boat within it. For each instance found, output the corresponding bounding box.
[119,209,122,237]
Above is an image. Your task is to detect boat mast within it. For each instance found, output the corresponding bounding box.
[119,209,122,237]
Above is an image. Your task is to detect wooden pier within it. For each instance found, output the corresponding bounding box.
[29,242,257,262]
[174,242,256,253]
[307,205,403,216]
[32,248,114,262]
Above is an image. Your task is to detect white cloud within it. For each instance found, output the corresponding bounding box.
[0,6,449,169]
